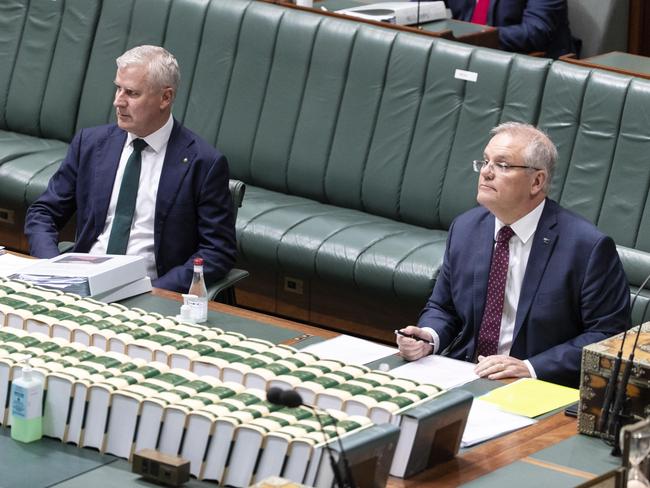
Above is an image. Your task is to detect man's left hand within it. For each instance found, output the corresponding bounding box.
[475,354,531,380]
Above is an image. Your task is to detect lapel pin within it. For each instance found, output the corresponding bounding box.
[182,157,189,164]
[543,237,550,245]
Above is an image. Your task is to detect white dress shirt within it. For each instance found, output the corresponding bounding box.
[424,200,546,377]
[89,115,174,279]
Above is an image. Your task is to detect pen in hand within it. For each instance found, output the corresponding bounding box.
[394,329,435,346]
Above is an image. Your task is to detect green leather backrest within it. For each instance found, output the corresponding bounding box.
[0,0,100,140]
[188,0,551,230]
[437,51,550,228]
[76,0,172,130]
[0,0,28,131]
[539,62,650,255]
[74,0,212,132]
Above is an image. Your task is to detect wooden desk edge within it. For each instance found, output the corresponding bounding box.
[151,287,339,340]
[559,53,650,81]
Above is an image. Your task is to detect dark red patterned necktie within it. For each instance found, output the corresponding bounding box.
[477,225,515,357]
[471,0,490,25]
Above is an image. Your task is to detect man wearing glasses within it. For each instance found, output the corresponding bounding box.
[396,122,629,387]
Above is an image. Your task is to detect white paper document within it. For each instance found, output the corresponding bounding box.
[0,253,38,277]
[301,334,398,366]
[460,399,536,448]
[390,354,479,390]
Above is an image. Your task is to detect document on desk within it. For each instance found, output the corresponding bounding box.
[479,378,579,418]
[461,399,536,448]
[390,355,479,390]
[301,334,398,365]
[0,252,37,277]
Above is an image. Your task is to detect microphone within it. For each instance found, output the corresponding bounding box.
[604,270,650,449]
[267,387,302,408]
[266,387,356,488]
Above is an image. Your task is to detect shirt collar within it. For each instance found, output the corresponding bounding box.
[126,114,174,154]
[494,199,545,244]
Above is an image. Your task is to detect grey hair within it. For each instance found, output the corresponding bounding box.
[116,45,180,93]
[490,122,557,193]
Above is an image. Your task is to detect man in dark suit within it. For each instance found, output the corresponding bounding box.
[443,0,578,58]
[397,123,629,387]
[25,45,236,293]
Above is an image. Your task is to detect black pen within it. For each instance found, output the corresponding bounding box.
[394,329,435,346]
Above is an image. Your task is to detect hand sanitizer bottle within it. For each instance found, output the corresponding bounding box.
[188,257,208,323]
[10,360,43,443]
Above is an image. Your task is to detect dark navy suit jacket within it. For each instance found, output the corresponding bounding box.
[25,120,237,293]
[443,0,578,58]
[418,199,629,387]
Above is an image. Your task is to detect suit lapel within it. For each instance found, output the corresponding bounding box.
[513,200,558,340]
[488,0,499,25]
[154,120,195,255]
[94,127,127,236]
[473,213,496,335]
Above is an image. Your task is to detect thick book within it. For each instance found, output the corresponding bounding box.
[177,385,260,477]
[80,362,169,450]
[66,356,145,445]
[222,407,315,487]
[389,388,473,478]
[294,365,370,405]
[198,391,268,482]
[369,384,441,425]
[103,370,197,458]
[158,389,267,458]
[343,377,421,417]
[11,253,149,298]
[255,414,341,484]
[289,415,372,486]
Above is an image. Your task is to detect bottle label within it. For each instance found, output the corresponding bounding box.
[187,297,208,323]
[11,384,42,419]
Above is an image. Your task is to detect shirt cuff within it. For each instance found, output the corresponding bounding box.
[420,327,439,354]
[524,359,537,379]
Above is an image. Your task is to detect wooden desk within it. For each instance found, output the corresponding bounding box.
[561,51,650,81]
[262,0,499,49]
[390,411,578,487]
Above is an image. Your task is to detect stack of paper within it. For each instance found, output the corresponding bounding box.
[461,400,536,448]
[390,354,479,390]
[10,253,150,301]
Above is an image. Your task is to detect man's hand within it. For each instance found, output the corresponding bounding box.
[396,325,434,361]
[475,354,531,380]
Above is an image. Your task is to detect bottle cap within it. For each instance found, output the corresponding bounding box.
[22,357,33,379]
[193,257,204,266]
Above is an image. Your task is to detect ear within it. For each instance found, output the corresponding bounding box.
[160,87,174,110]
[530,170,547,196]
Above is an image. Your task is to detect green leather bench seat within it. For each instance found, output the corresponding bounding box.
[1,0,649,326]
[238,187,448,299]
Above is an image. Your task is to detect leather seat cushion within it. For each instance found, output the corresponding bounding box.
[238,186,448,300]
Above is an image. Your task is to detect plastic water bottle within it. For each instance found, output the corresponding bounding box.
[10,360,43,443]
[188,257,208,323]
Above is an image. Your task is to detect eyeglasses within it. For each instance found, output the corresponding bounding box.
[472,159,542,174]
